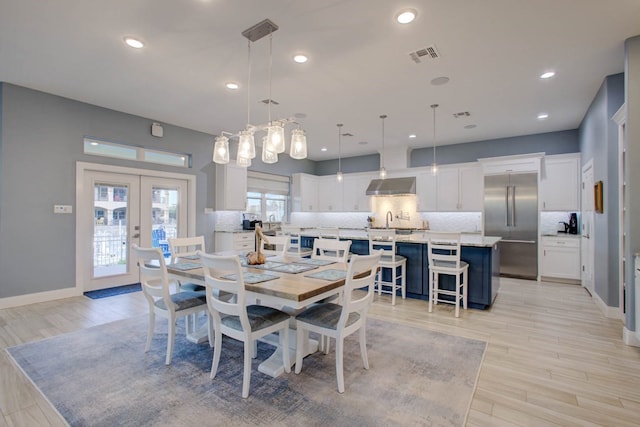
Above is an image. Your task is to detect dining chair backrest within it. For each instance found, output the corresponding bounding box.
[317,227,340,240]
[198,252,249,326]
[131,244,172,307]
[312,238,351,264]
[260,234,291,257]
[339,250,383,326]
[280,225,311,257]
[426,231,463,269]
[168,236,205,264]
[368,229,398,262]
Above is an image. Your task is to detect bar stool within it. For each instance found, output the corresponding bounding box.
[426,232,468,317]
[367,229,406,305]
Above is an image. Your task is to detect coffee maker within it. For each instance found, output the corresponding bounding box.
[568,213,578,234]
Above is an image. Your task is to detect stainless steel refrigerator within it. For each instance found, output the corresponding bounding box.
[484,172,538,279]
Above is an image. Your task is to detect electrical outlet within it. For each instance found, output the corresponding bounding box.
[54,205,73,214]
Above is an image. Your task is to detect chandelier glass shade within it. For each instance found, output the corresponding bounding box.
[261,136,278,164]
[213,135,229,164]
[266,121,286,154]
[237,130,256,159]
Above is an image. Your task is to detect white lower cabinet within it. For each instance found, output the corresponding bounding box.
[214,231,255,252]
[541,236,581,281]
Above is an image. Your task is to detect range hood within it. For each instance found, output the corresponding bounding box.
[366,177,416,196]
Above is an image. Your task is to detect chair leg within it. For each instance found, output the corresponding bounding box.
[428,271,433,313]
[336,336,345,393]
[280,326,291,374]
[359,324,369,370]
[207,314,214,348]
[391,267,396,306]
[455,273,461,318]
[294,324,305,374]
[210,327,222,379]
[145,311,155,352]
[166,317,176,365]
[433,274,439,305]
[242,340,252,398]
[463,269,468,310]
[401,262,406,299]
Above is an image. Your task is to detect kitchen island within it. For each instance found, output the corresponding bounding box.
[299,229,501,309]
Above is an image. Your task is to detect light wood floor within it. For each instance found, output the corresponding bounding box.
[1,278,639,426]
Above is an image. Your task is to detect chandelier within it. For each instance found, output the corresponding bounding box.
[213,19,308,166]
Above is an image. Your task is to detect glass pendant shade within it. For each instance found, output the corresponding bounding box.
[238,130,256,159]
[289,129,308,159]
[213,136,229,164]
[336,171,343,182]
[379,167,387,179]
[266,122,285,154]
[431,163,438,176]
[236,154,252,167]
[262,136,278,164]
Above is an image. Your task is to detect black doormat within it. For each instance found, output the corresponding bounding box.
[83,283,141,300]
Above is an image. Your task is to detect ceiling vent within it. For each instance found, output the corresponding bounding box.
[453,111,471,118]
[409,45,441,63]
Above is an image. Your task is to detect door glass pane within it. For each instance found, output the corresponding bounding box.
[93,183,128,278]
[151,186,179,259]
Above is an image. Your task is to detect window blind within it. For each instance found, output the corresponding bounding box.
[247,171,290,195]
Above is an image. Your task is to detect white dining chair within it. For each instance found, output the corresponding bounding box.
[198,251,291,398]
[260,234,291,257]
[311,238,351,263]
[426,231,468,317]
[131,244,210,365]
[294,250,383,393]
[168,236,206,292]
[280,225,312,257]
[367,229,406,305]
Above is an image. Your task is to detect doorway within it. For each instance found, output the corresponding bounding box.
[581,160,595,295]
[76,162,195,292]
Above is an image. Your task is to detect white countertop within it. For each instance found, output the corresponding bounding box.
[299,228,500,248]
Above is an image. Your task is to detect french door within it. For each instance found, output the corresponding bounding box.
[76,163,195,292]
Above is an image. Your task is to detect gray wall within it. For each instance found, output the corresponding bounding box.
[0,83,216,298]
[314,154,380,176]
[624,36,640,331]
[411,130,579,167]
[578,73,624,308]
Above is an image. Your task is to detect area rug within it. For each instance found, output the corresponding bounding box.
[83,283,141,299]
[7,315,486,427]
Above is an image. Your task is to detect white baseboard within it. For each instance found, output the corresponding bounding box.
[592,290,624,320]
[623,327,640,347]
[0,287,82,310]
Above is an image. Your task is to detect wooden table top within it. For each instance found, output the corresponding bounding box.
[166,255,350,304]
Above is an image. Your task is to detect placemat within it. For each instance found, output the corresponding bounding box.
[179,254,200,260]
[166,262,201,271]
[292,258,335,266]
[269,263,317,274]
[222,272,279,284]
[304,269,347,281]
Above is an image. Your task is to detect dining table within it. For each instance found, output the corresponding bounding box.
[166,253,356,378]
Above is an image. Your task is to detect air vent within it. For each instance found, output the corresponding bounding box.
[242,19,278,42]
[453,111,471,118]
[260,99,280,105]
[409,45,441,63]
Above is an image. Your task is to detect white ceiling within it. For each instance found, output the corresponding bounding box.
[1,0,639,161]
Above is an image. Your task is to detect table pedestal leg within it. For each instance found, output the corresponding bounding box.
[257,328,319,378]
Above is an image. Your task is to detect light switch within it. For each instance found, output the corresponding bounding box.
[54,205,73,214]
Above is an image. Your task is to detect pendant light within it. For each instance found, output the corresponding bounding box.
[213,135,229,164]
[236,40,255,165]
[289,128,307,159]
[264,31,286,154]
[431,104,439,176]
[379,114,387,179]
[336,123,343,182]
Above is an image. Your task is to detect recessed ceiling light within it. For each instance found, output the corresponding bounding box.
[321,147,327,152]
[409,134,417,138]
[124,37,144,49]
[293,54,308,63]
[540,71,555,79]
[225,82,239,90]
[537,113,549,120]
[396,9,417,24]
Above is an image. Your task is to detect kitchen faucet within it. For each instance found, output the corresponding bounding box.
[386,211,393,229]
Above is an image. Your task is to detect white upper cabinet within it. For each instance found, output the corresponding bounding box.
[215,163,247,210]
[540,154,580,211]
[342,173,373,212]
[435,163,483,211]
[292,173,318,212]
[317,175,343,211]
[416,171,437,211]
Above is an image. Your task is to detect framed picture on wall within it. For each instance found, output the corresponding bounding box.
[594,180,604,214]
